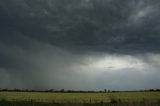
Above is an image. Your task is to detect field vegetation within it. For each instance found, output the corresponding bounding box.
[0,92,160,106]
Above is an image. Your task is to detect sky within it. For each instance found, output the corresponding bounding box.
[0,0,160,91]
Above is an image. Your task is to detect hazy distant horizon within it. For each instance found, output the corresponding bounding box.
[0,0,160,90]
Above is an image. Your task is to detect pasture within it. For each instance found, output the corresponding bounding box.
[0,92,160,106]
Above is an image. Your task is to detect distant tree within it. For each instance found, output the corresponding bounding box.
[104,89,107,93]
[108,90,111,93]
[156,89,160,92]
[60,89,65,92]
[48,89,54,92]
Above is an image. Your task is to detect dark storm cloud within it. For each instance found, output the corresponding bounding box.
[0,0,160,90]
[0,0,160,53]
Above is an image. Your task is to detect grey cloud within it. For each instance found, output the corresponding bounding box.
[0,0,160,53]
[0,0,160,90]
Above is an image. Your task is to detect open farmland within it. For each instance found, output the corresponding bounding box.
[0,92,160,106]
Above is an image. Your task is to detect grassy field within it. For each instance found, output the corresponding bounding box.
[0,92,160,106]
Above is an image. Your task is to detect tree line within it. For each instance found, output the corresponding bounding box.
[0,88,160,93]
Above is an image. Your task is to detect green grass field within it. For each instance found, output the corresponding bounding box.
[0,92,160,106]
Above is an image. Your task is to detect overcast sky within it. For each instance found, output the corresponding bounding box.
[0,0,160,91]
